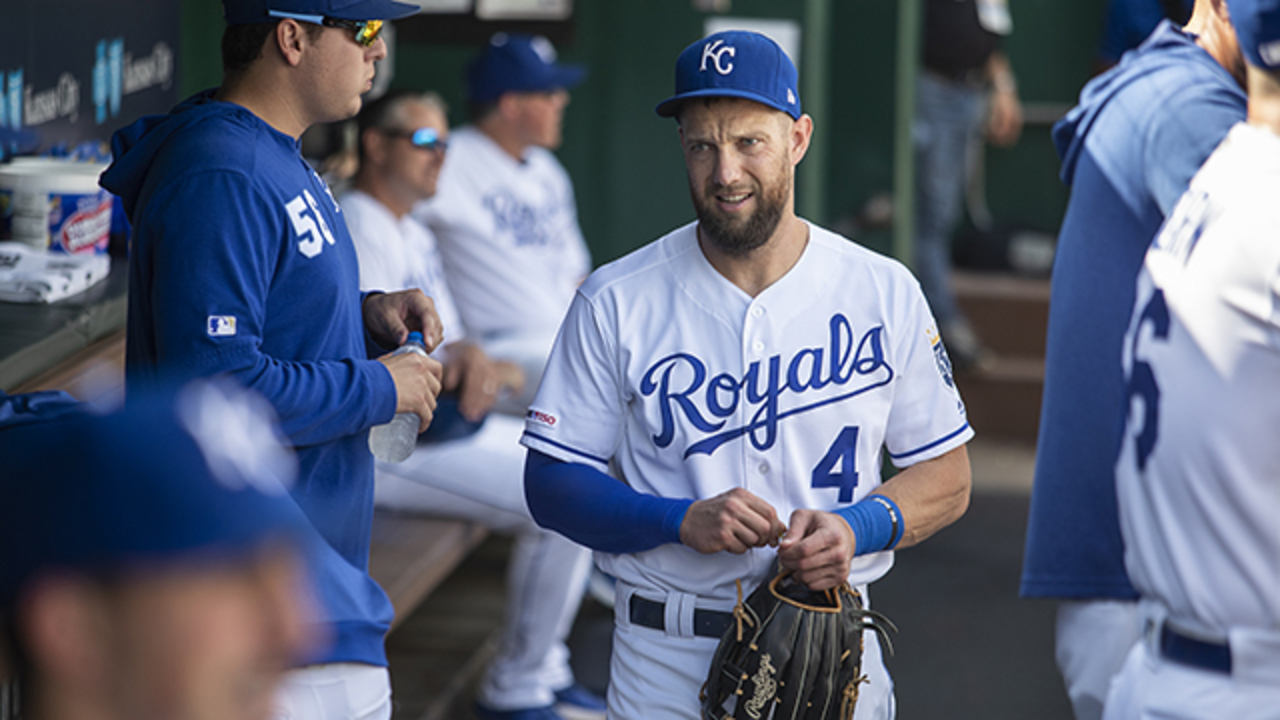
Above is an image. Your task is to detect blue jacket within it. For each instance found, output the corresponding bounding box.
[101,91,399,665]
[1021,22,1245,599]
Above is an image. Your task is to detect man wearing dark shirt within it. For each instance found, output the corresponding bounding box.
[915,0,1023,369]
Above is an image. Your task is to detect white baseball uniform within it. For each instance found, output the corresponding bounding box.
[1108,123,1280,720]
[522,220,973,719]
[413,126,591,410]
[341,190,594,711]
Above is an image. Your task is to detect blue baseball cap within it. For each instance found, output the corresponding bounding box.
[656,30,801,120]
[467,33,586,105]
[223,0,420,25]
[1228,0,1280,69]
[0,380,306,606]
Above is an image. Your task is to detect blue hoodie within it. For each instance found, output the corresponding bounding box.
[1021,22,1245,599]
[101,91,399,665]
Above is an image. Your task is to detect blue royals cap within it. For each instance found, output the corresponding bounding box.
[1228,0,1280,69]
[655,30,801,120]
[0,380,305,606]
[223,0,420,25]
[467,33,586,105]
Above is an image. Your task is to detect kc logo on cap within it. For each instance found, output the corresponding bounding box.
[700,39,737,75]
[656,30,801,120]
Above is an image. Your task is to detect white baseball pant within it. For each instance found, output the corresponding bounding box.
[1055,599,1141,720]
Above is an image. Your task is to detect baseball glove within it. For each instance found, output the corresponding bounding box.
[699,572,896,720]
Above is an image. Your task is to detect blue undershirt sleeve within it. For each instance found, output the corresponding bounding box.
[524,449,691,554]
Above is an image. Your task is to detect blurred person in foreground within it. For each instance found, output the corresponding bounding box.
[0,381,321,720]
[342,90,603,720]
[1107,0,1280,715]
[1021,1,1246,718]
[98,1,444,717]
[413,33,591,414]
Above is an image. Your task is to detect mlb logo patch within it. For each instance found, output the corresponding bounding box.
[207,315,237,337]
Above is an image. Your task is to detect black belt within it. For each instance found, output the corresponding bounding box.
[1160,623,1232,674]
[629,595,733,639]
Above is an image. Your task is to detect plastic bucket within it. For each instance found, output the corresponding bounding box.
[0,160,112,254]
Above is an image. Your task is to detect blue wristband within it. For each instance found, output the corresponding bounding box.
[835,494,904,556]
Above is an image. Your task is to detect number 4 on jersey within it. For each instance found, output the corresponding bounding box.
[811,426,860,502]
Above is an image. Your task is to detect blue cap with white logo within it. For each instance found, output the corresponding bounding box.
[1228,0,1280,69]
[467,33,586,105]
[655,30,801,120]
[0,380,306,606]
[223,0,421,26]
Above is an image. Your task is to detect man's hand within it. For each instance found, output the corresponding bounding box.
[777,510,857,591]
[680,488,787,554]
[442,343,526,422]
[363,290,445,352]
[987,88,1023,147]
[378,350,443,433]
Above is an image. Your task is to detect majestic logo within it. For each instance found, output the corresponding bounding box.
[700,39,736,75]
[640,314,893,459]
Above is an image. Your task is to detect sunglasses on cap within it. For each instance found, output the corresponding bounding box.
[268,11,384,47]
[382,127,449,153]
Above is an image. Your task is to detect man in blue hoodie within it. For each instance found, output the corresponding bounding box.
[99,2,443,719]
[1020,2,1246,719]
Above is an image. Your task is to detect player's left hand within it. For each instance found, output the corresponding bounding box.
[363,290,445,352]
[777,509,857,591]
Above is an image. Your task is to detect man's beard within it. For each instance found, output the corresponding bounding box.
[692,172,789,257]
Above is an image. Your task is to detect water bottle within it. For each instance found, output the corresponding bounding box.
[368,331,428,463]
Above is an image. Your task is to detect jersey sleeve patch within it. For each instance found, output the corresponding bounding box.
[928,325,956,390]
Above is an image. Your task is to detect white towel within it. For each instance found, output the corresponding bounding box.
[0,242,111,304]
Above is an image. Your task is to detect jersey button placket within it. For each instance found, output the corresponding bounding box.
[743,305,774,489]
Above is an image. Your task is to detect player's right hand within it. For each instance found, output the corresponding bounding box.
[680,488,788,554]
[378,351,443,433]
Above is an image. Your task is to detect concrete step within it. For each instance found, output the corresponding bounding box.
[956,356,1044,446]
[953,271,1050,358]
[951,271,1049,446]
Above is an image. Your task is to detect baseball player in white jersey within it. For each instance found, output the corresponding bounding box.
[340,91,603,720]
[521,31,973,719]
[414,33,591,413]
[1107,2,1280,716]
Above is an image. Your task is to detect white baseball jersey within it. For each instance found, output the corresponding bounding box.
[521,221,972,605]
[341,189,465,351]
[413,126,591,343]
[1116,122,1280,637]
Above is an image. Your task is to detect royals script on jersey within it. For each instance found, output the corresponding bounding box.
[1117,123,1280,636]
[522,222,972,604]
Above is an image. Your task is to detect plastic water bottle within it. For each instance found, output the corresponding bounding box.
[368,331,428,463]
